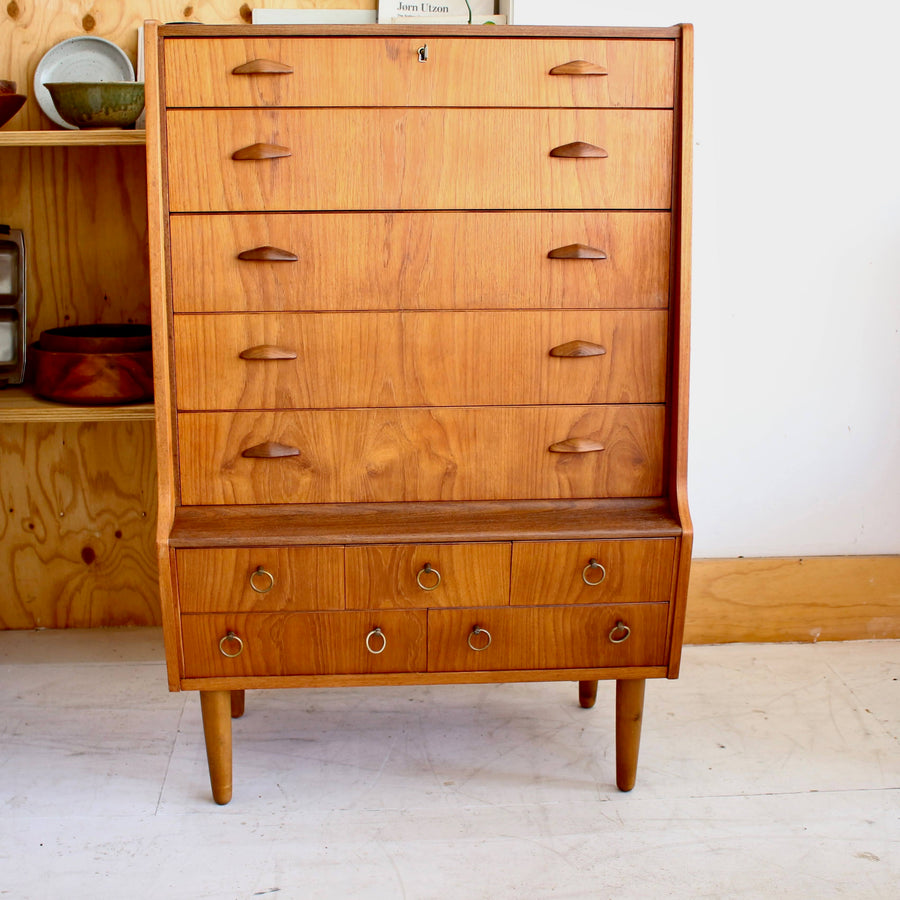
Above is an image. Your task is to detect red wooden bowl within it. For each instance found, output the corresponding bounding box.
[39,324,151,353]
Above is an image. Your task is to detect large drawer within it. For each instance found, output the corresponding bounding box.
[165,109,673,212]
[427,602,669,671]
[169,211,671,313]
[510,539,676,606]
[344,543,511,610]
[177,405,665,505]
[165,37,675,109]
[175,547,345,613]
[173,311,668,410]
[181,610,427,678]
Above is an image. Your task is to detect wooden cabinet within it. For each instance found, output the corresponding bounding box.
[146,22,693,804]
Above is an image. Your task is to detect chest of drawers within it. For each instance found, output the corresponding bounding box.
[146,22,693,805]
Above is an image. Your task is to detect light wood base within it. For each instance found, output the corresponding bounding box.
[686,555,900,643]
[199,691,233,805]
[230,689,245,719]
[615,678,645,792]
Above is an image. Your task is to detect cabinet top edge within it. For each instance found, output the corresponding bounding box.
[154,24,685,40]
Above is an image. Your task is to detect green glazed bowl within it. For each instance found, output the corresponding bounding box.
[44,82,144,129]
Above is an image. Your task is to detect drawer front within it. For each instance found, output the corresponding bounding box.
[176,547,344,613]
[169,211,671,313]
[427,603,669,672]
[165,38,675,109]
[181,610,427,677]
[177,405,665,505]
[173,311,668,410]
[344,543,511,610]
[510,539,676,606]
[165,109,673,212]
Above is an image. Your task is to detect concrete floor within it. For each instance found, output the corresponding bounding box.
[1,629,898,898]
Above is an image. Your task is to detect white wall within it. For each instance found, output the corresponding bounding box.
[517,0,900,557]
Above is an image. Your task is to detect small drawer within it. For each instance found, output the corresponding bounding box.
[165,108,673,213]
[177,405,665,505]
[511,539,676,606]
[169,211,671,314]
[181,610,427,678]
[173,310,668,410]
[164,37,675,109]
[427,603,669,672]
[175,547,344,613]
[345,543,511,610]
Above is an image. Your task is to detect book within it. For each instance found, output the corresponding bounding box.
[378,1,496,23]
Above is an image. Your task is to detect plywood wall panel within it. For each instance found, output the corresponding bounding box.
[0,421,159,628]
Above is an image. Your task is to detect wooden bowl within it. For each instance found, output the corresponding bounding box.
[39,324,151,354]
[31,343,153,405]
[44,81,144,129]
[0,92,26,128]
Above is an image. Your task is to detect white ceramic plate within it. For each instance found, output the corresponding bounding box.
[34,36,134,129]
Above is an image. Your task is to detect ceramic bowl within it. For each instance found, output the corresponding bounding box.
[0,80,26,128]
[44,81,144,129]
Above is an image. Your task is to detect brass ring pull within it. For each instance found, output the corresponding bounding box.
[416,563,442,591]
[467,626,492,652]
[608,621,631,644]
[366,627,387,655]
[218,631,244,658]
[249,566,275,593]
[582,559,607,586]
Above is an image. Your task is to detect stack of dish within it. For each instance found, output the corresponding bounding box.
[34,36,143,129]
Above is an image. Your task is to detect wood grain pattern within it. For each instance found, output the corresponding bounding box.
[0,421,159,629]
[168,211,671,312]
[0,145,150,346]
[345,543,511,610]
[165,108,673,212]
[164,37,674,109]
[181,610,427,677]
[0,386,154,422]
[177,405,665,505]
[427,603,669,672]
[172,310,668,409]
[510,539,676,606]
[176,546,345,613]
[169,499,683,548]
[685,556,900,644]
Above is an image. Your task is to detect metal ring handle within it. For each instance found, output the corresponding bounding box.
[416,563,442,591]
[366,627,387,655]
[218,631,244,658]
[582,558,607,586]
[467,626,492,652]
[249,566,275,593]
[608,621,631,644]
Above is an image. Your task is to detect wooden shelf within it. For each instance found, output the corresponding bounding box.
[0,385,154,422]
[0,129,146,147]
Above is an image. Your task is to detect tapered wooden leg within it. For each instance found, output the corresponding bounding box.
[230,689,245,719]
[615,678,645,792]
[578,680,598,709]
[200,690,233,805]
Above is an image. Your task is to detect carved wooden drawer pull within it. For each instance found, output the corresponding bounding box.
[549,340,606,358]
[547,243,607,260]
[241,441,301,458]
[232,59,294,75]
[237,246,299,262]
[238,345,298,360]
[232,143,292,160]
[548,437,605,453]
[549,60,609,76]
[549,141,608,158]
